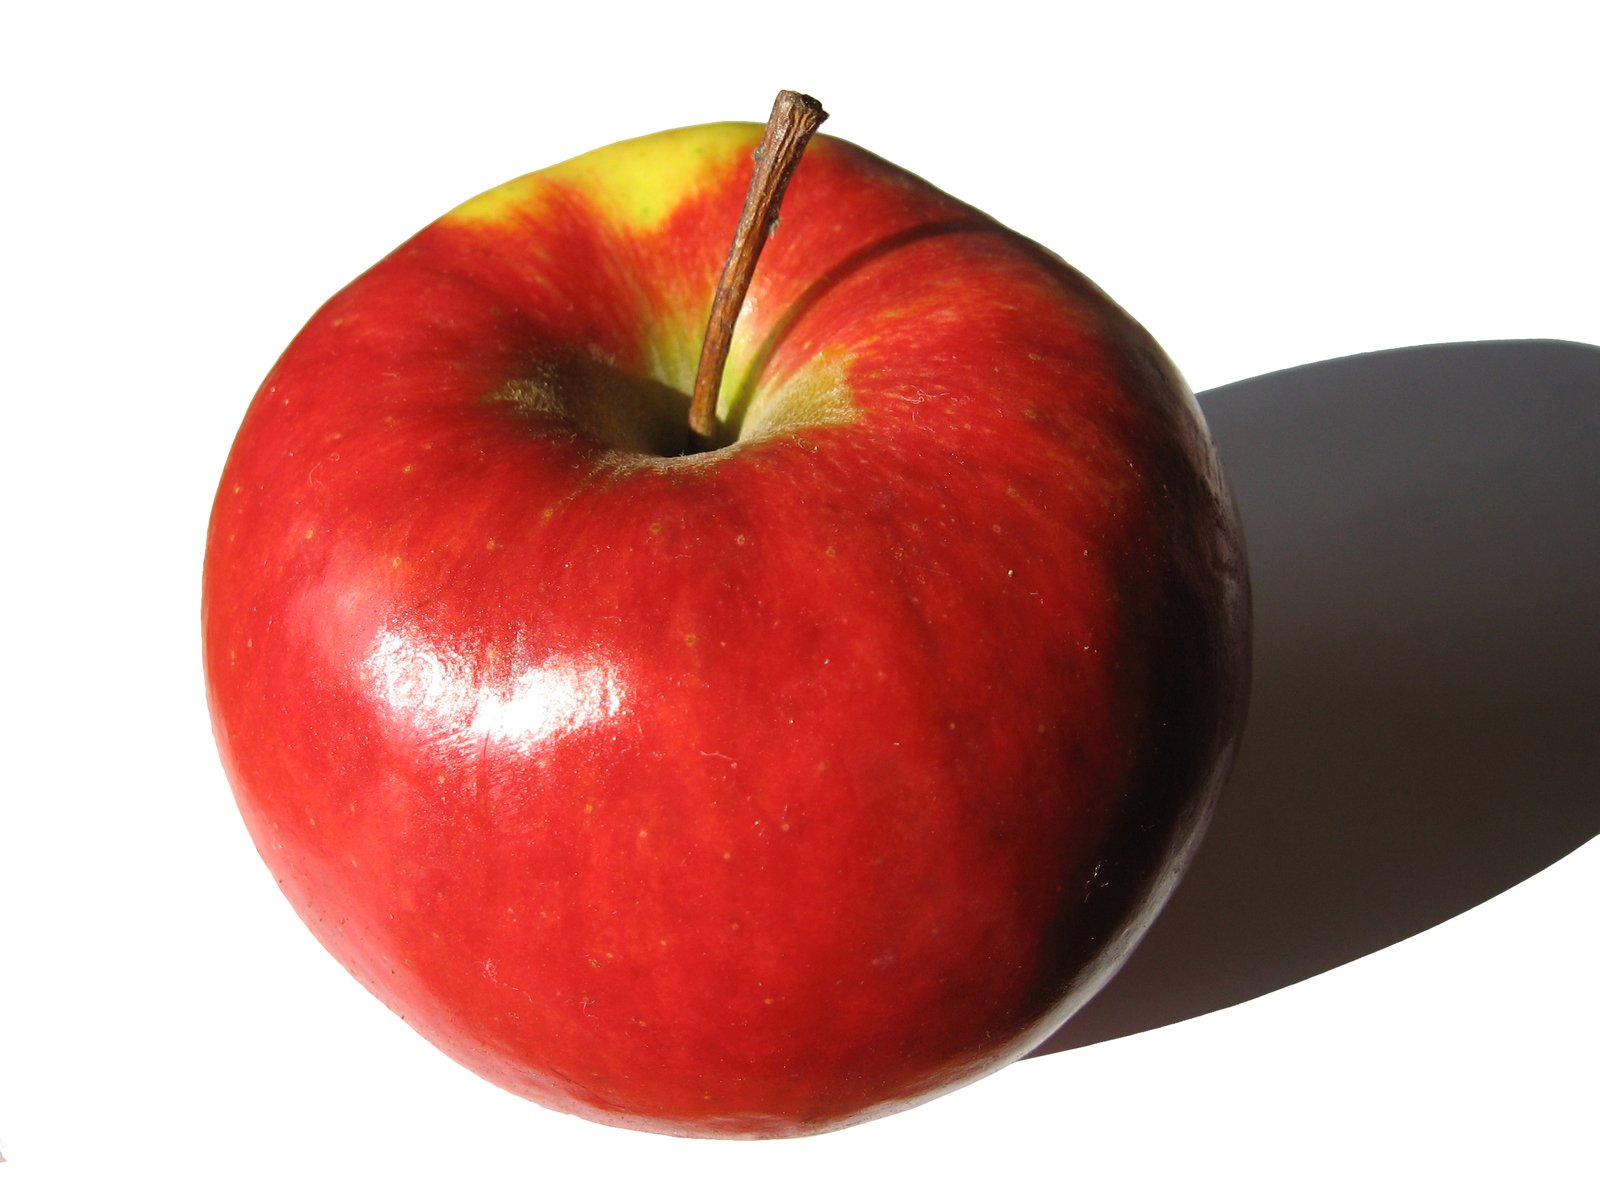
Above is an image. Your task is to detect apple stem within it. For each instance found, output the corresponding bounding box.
[686,90,827,452]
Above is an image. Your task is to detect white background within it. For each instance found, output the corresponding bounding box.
[3,2,1596,1196]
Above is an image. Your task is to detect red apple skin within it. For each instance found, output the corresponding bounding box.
[203,123,1249,1138]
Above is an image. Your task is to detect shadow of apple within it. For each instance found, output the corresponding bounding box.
[1035,338,1600,1056]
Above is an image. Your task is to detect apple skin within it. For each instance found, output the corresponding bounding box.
[202,120,1249,1138]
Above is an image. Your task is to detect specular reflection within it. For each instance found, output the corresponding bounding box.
[363,628,625,750]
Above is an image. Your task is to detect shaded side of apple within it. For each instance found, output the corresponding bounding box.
[203,122,1249,1136]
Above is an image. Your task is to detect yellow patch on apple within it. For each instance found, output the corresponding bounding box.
[446,122,758,234]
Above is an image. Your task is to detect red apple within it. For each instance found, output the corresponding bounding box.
[203,94,1249,1138]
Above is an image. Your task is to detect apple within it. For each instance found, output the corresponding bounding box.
[203,92,1249,1138]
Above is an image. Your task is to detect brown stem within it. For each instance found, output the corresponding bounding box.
[686,90,827,452]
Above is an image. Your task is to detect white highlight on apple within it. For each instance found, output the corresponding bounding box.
[364,629,625,749]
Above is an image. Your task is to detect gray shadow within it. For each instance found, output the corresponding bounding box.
[1036,339,1600,1055]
